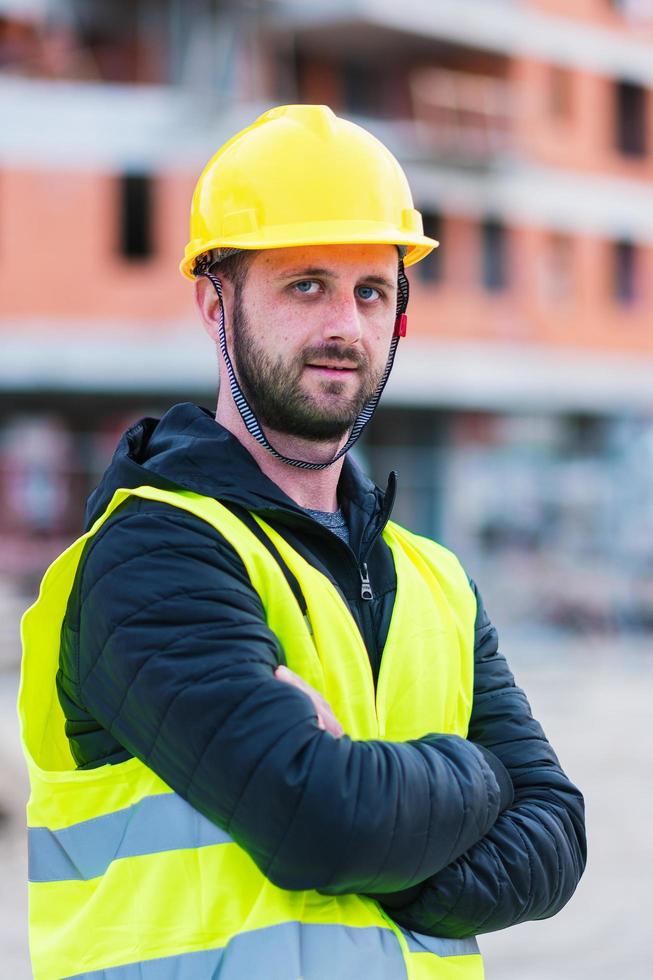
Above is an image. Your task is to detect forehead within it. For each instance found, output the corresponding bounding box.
[250,243,399,279]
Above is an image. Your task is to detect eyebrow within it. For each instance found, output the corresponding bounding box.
[280,267,396,290]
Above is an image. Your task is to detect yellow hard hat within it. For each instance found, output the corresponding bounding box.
[180,104,438,280]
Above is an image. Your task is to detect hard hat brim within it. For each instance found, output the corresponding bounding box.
[180,225,439,280]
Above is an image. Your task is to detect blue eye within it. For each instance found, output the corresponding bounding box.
[357,285,380,301]
[294,280,319,294]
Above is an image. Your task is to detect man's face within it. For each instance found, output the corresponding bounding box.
[227,244,398,442]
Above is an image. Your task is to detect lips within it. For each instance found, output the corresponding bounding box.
[306,362,358,372]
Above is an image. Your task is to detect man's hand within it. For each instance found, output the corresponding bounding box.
[274,665,344,738]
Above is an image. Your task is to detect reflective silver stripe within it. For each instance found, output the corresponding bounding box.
[28,793,231,882]
[65,922,409,979]
[400,926,480,958]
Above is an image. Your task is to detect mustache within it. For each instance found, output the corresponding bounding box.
[299,344,367,369]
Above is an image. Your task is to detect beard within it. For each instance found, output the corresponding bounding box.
[230,291,385,442]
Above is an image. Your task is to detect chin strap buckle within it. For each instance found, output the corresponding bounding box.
[393,313,408,338]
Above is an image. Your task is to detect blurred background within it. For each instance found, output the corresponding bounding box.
[1,0,652,976]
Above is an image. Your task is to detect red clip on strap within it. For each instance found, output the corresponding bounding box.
[393,313,408,338]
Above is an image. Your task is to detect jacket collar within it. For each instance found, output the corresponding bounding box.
[85,403,395,551]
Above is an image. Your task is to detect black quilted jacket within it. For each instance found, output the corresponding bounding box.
[57,402,586,937]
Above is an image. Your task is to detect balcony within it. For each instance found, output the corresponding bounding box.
[0,71,272,171]
[409,68,513,166]
[273,0,653,85]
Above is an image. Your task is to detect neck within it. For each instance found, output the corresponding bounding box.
[215,397,345,511]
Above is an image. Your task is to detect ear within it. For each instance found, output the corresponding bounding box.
[194,276,222,343]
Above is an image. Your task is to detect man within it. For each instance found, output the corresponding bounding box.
[20,105,585,980]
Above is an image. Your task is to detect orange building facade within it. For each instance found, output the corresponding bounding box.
[2,0,653,628]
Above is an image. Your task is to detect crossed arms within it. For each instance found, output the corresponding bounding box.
[60,504,586,935]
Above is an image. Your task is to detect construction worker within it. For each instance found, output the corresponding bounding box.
[20,105,585,980]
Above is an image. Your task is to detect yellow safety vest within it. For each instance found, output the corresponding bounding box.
[19,485,483,980]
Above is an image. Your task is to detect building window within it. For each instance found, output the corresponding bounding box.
[417,211,443,283]
[119,173,153,259]
[615,80,648,157]
[342,59,378,115]
[613,239,638,304]
[481,218,508,291]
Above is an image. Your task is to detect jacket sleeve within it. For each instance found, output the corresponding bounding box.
[65,502,510,896]
[376,581,587,936]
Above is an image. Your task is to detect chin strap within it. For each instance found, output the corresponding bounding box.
[196,257,410,471]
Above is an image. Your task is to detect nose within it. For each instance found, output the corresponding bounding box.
[322,292,363,345]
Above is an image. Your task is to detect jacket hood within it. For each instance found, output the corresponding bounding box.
[85,402,392,535]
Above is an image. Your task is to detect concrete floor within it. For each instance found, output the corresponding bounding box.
[1,635,651,979]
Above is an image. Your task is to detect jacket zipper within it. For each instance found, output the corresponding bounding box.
[357,471,396,603]
[359,562,374,601]
[256,473,397,605]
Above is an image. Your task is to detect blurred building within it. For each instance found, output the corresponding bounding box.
[2,0,653,630]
